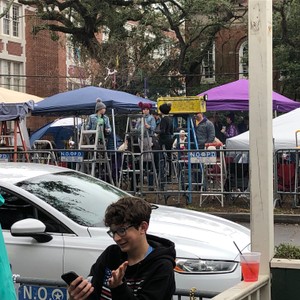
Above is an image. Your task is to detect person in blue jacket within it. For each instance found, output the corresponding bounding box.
[87,98,112,144]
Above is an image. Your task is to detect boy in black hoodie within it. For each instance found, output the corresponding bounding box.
[68,197,176,300]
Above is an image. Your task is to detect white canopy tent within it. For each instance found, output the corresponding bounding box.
[0,88,42,103]
[0,87,42,150]
[226,107,300,150]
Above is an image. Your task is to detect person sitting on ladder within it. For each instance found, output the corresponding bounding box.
[136,102,156,189]
[87,98,112,145]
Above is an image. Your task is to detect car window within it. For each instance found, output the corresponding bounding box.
[0,189,70,233]
[15,171,127,227]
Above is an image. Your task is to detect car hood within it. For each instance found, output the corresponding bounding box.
[88,205,250,261]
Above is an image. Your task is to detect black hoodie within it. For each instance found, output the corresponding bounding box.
[88,234,176,300]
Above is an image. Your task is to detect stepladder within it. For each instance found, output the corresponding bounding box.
[0,119,30,162]
[118,114,159,193]
[76,124,114,184]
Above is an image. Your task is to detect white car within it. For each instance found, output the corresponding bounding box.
[0,163,250,294]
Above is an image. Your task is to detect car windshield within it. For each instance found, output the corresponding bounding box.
[16,171,128,227]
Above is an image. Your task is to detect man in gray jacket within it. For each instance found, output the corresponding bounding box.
[194,112,215,149]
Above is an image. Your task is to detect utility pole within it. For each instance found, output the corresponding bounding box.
[249,0,273,299]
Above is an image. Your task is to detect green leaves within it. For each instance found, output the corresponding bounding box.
[17,0,244,97]
[274,243,300,259]
[273,0,300,99]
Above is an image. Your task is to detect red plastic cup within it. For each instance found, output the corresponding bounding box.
[240,252,261,282]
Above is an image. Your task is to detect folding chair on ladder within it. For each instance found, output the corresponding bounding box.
[32,140,57,165]
[76,124,114,184]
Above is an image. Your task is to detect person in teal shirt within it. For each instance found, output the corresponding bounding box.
[0,194,17,300]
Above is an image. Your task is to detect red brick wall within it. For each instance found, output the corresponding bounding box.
[25,9,67,98]
[24,10,68,133]
[215,24,247,82]
[7,41,23,56]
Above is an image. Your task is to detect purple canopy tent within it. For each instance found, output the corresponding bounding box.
[199,79,300,112]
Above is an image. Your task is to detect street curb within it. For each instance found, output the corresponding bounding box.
[210,212,300,224]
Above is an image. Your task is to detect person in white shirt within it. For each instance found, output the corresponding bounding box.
[172,130,187,150]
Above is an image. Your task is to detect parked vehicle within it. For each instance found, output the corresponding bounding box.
[0,163,250,293]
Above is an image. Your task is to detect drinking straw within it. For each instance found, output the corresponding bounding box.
[233,241,256,277]
[233,241,243,256]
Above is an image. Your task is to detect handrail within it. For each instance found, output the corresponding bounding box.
[211,275,269,300]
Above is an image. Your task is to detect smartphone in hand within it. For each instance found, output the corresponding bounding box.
[61,271,80,285]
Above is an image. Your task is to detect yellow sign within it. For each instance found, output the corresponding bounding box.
[157,95,207,114]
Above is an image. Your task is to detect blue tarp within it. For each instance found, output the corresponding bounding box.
[29,117,82,148]
[32,86,156,116]
[0,101,34,121]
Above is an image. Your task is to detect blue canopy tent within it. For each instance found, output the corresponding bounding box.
[32,86,156,116]
[30,87,156,150]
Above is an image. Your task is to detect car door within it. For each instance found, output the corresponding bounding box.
[0,188,66,280]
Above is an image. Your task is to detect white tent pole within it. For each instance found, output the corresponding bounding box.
[111,108,118,183]
[112,109,116,150]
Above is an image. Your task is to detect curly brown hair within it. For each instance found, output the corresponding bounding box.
[104,197,152,228]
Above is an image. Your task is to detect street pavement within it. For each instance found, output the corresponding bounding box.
[239,222,300,247]
[210,212,300,246]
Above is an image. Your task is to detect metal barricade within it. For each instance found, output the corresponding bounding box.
[7,146,300,208]
[274,148,300,208]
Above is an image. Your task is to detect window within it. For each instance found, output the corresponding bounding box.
[12,61,20,89]
[0,189,70,233]
[3,4,10,35]
[201,44,215,83]
[12,4,19,37]
[2,3,21,37]
[0,60,23,91]
[239,41,248,79]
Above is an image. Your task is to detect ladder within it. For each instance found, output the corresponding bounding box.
[0,119,30,162]
[76,124,114,184]
[175,115,204,204]
[118,114,158,193]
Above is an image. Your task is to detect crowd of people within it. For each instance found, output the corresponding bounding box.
[86,98,248,153]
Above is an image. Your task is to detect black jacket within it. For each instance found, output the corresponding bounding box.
[89,234,176,300]
[158,116,173,149]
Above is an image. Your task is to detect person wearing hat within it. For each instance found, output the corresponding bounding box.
[157,103,173,150]
[136,102,156,137]
[135,102,156,189]
[157,103,174,182]
[87,98,112,143]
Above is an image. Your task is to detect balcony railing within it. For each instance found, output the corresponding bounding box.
[211,275,270,300]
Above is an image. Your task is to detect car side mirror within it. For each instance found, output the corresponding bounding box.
[10,218,53,243]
